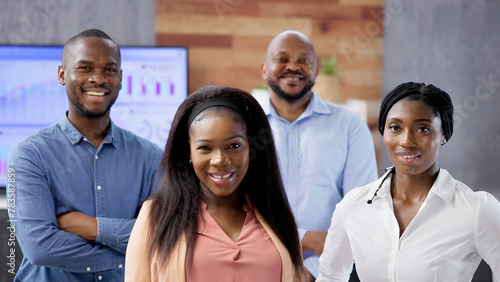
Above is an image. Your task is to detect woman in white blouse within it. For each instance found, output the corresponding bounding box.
[317,82,500,282]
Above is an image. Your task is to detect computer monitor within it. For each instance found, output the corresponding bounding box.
[0,45,188,188]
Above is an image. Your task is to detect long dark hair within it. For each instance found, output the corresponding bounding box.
[147,85,303,273]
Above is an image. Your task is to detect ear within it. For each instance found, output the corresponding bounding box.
[58,65,65,85]
[260,62,268,80]
[188,139,192,163]
[119,69,123,90]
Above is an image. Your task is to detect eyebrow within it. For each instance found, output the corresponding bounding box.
[195,134,245,143]
[76,60,118,67]
[273,51,311,57]
[387,117,434,123]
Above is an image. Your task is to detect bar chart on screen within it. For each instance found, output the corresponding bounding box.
[0,45,188,188]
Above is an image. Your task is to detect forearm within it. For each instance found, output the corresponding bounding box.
[301,230,327,255]
[96,217,136,254]
[17,218,124,272]
[11,160,123,271]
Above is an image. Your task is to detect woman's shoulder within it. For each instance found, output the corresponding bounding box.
[438,169,499,207]
[342,179,380,205]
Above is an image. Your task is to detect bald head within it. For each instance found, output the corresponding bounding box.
[265,30,316,61]
[261,30,318,105]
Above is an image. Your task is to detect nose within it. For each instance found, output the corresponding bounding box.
[210,150,231,166]
[286,61,301,72]
[400,129,416,147]
[89,70,107,85]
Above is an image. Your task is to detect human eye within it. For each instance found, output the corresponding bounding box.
[417,126,431,133]
[228,143,241,149]
[297,58,312,64]
[388,124,400,132]
[273,56,288,63]
[196,145,211,151]
[106,67,118,73]
[77,65,91,71]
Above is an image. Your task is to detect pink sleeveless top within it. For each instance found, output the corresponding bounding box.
[187,201,282,282]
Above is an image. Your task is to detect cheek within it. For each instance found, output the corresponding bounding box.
[190,156,206,178]
[382,134,394,149]
[240,148,250,172]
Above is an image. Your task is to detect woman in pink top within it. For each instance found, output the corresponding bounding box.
[125,86,305,282]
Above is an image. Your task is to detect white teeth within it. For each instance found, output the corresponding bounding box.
[87,91,105,96]
[284,77,301,81]
[402,155,418,159]
[212,173,231,179]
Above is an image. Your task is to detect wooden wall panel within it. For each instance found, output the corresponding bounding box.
[156,0,383,100]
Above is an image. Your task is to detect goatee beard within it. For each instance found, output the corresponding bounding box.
[267,78,315,103]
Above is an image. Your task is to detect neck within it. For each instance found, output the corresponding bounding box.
[391,167,440,201]
[270,91,312,123]
[201,189,245,212]
[67,111,110,147]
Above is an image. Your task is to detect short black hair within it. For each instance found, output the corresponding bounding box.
[62,29,120,61]
[64,28,115,45]
[379,82,454,142]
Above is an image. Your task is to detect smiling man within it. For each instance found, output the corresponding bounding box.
[260,30,379,280]
[7,29,163,281]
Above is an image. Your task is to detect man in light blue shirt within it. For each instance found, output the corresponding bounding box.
[7,29,163,281]
[260,30,378,280]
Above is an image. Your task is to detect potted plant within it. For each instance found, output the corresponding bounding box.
[251,84,270,105]
[313,55,341,103]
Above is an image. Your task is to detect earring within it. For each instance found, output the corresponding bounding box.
[189,159,192,164]
[441,139,447,145]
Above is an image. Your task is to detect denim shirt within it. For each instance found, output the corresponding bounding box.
[261,93,379,277]
[7,114,163,281]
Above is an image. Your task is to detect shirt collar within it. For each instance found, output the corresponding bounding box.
[59,112,117,148]
[263,92,332,121]
[374,168,456,205]
[427,168,455,205]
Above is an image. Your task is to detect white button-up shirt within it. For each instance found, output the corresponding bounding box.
[318,168,500,282]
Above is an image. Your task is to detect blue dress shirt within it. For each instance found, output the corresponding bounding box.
[261,93,378,277]
[7,114,163,281]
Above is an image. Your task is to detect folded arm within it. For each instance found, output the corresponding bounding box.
[10,145,124,272]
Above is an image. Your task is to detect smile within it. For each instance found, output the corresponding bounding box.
[283,77,302,81]
[397,153,421,164]
[210,173,232,179]
[402,155,418,159]
[86,91,106,96]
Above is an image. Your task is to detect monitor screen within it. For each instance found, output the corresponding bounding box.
[0,45,188,188]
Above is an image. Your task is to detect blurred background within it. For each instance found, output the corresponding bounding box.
[0,0,499,281]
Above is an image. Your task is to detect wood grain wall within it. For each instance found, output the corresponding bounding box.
[156,0,384,101]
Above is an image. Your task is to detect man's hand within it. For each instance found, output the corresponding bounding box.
[304,267,315,282]
[301,230,327,256]
[57,211,98,241]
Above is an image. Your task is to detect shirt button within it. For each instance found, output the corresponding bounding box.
[98,275,103,280]
[86,267,91,271]
[83,138,88,142]
[95,155,99,160]
[97,186,102,190]
[119,264,123,269]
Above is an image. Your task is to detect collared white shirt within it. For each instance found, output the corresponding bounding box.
[317,168,500,282]
[261,93,378,276]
